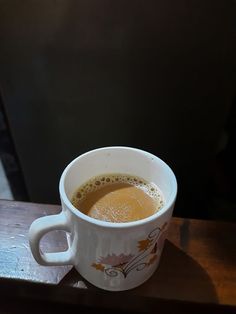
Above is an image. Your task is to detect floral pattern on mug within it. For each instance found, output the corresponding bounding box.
[92,221,168,278]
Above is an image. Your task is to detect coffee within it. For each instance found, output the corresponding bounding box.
[71,174,164,223]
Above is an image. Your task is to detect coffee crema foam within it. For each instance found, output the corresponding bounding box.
[71,174,164,223]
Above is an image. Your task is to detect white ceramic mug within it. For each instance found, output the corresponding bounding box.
[29,147,177,291]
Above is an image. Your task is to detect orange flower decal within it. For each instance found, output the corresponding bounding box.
[138,239,151,251]
[92,263,105,271]
[91,221,168,278]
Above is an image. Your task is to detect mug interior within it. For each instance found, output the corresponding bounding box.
[60,147,177,226]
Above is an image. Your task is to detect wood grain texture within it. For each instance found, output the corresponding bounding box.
[0,200,235,309]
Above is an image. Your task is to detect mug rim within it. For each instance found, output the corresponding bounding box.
[59,146,177,229]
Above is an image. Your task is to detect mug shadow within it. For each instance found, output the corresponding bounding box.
[59,240,218,304]
[59,267,95,290]
[131,240,218,303]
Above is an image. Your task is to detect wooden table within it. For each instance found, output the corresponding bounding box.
[0,200,236,313]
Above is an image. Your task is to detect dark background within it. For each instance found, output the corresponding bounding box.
[0,0,235,220]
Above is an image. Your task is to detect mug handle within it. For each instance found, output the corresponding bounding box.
[29,212,74,266]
